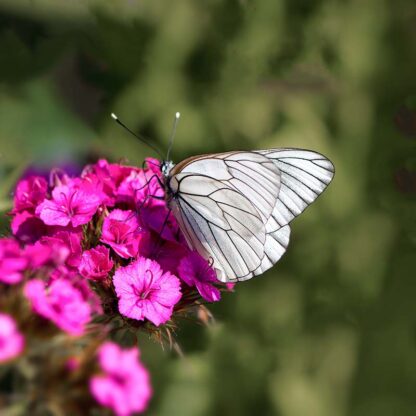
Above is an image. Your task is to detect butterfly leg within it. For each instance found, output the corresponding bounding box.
[132,173,165,196]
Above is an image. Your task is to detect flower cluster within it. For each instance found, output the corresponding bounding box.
[0,158,233,415]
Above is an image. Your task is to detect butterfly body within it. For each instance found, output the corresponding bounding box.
[160,149,334,283]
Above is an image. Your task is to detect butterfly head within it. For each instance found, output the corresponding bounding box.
[161,160,175,177]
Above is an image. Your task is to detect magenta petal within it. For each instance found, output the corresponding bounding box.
[195,281,221,302]
[178,251,218,293]
[90,377,130,416]
[13,175,48,214]
[0,238,27,285]
[98,342,123,373]
[141,300,170,326]
[37,200,71,226]
[0,313,25,362]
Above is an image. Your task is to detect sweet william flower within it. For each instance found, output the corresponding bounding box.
[178,251,221,302]
[100,209,141,259]
[90,342,152,416]
[42,229,83,268]
[36,181,102,227]
[0,238,27,284]
[24,278,92,336]
[113,257,182,326]
[0,313,24,362]
[13,175,48,214]
[79,245,114,280]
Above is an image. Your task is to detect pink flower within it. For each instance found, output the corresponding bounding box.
[0,313,24,362]
[24,278,92,336]
[113,257,181,326]
[0,238,27,284]
[178,251,220,302]
[100,210,141,259]
[42,229,83,268]
[90,342,152,416]
[79,246,114,280]
[36,181,102,227]
[13,175,48,213]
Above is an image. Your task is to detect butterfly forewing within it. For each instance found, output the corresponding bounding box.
[174,152,281,222]
[257,149,335,229]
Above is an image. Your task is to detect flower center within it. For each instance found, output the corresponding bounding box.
[132,269,159,302]
[51,301,63,315]
[111,373,127,387]
[60,191,77,218]
[109,223,131,244]
[140,289,153,299]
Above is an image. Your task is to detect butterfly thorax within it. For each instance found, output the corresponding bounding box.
[161,160,177,202]
[161,160,175,178]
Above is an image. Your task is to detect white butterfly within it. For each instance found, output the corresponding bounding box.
[161,148,334,282]
[112,113,335,283]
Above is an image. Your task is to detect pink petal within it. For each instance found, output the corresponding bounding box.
[37,200,71,226]
[195,281,221,303]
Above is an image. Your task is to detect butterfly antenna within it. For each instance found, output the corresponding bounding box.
[166,111,180,162]
[111,113,164,159]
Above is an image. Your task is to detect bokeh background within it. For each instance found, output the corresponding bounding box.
[0,1,415,415]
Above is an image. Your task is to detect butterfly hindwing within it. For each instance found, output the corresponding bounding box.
[169,173,268,281]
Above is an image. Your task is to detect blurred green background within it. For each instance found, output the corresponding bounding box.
[0,0,415,415]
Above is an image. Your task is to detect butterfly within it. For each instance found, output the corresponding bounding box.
[112,113,335,283]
